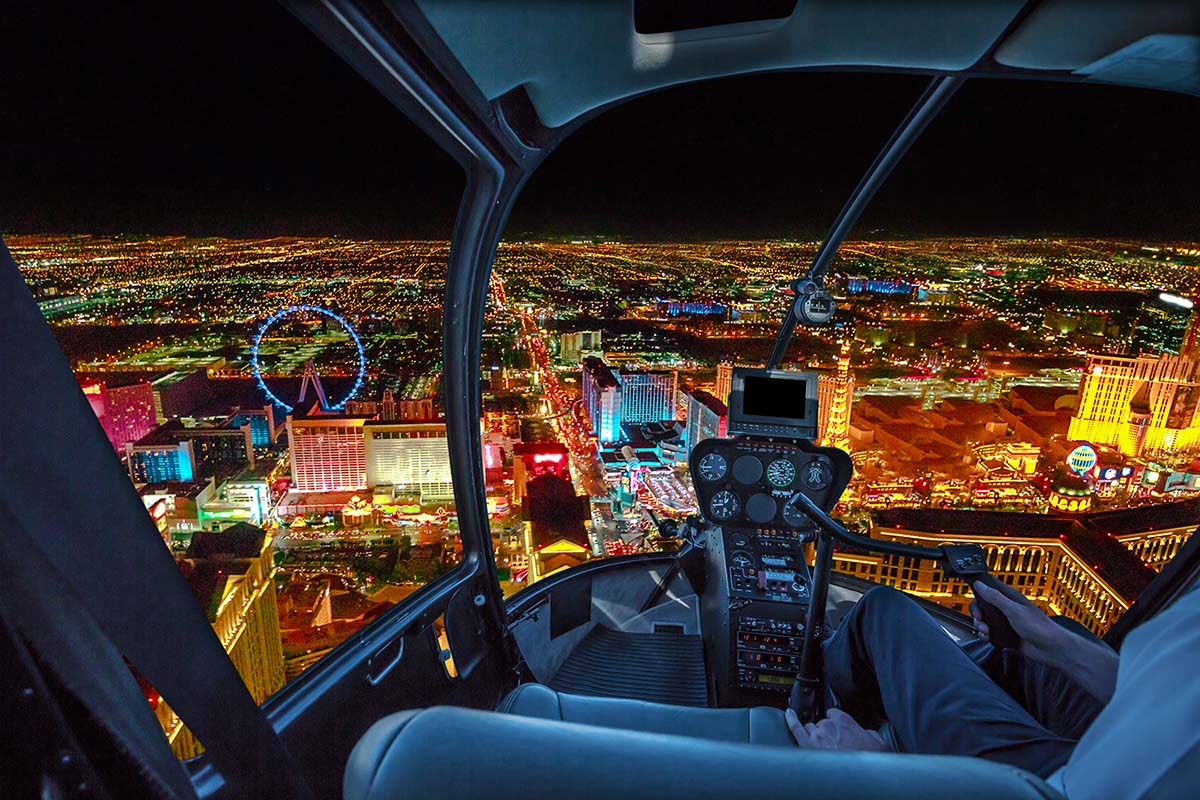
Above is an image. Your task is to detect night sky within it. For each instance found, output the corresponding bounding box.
[3,3,1199,241]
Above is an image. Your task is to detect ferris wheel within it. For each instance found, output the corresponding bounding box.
[251,305,366,412]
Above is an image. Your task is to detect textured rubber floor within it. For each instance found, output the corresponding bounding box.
[548,625,709,707]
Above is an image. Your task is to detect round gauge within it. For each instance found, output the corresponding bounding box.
[709,490,741,521]
[730,551,753,569]
[730,532,750,548]
[696,452,728,482]
[732,455,764,485]
[782,492,809,528]
[801,459,833,492]
[766,458,797,488]
[746,493,778,524]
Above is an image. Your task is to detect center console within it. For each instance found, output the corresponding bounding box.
[692,369,852,707]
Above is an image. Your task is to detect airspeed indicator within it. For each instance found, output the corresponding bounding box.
[697,452,728,482]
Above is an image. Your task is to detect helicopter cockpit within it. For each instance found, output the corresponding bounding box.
[4,2,1200,800]
[342,360,1045,799]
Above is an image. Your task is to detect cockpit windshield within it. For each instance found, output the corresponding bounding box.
[482,75,1200,639]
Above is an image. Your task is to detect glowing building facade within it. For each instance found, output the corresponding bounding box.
[163,524,285,758]
[364,421,454,500]
[229,405,280,446]
[582,356,622,443]
[559,329,602,365]
[683,389,727,458]
[512,442,570,504]
[79,377,158,452]
[1068,352,1200,457]
[618,368,677,426]
[127,422,255,484]
[287,414,370,492]
[200,478,272,528]
[817,340,855,450]
[850,504,1184,635]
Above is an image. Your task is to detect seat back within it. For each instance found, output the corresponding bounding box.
[345,705,1062,800]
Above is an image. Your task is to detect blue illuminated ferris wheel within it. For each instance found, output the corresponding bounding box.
[251,305,366,412]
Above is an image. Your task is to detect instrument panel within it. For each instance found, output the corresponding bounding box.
[690,437,845,529]
[693,435,853,706]
[723,526,811,604]
[736,616,805,693]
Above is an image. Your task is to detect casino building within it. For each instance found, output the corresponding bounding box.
[581,357,677,444]
[1068,351,1200,457]
[286,413,372,492]
[364,420,454,501]
[161,524,285,758]
[839,500,1200,634]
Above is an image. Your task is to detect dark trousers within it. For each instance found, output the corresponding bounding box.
[822,586,1107,778]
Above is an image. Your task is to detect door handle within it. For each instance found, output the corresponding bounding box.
[366,637,404,685]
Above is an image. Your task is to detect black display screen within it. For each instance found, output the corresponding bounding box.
[742,375,812,420]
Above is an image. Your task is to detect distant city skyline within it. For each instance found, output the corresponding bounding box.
[15,228,1200,748]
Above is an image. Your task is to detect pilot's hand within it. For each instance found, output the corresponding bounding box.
[786,707,887,752]
[971,580,1064,664]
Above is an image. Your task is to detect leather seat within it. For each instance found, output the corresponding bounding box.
[343,705,1061,800]
[498,682,795,746]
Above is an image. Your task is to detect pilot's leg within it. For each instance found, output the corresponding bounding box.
[985,618,1108,740]
[822,586,1075,777]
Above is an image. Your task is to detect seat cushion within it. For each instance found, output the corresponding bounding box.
[345,705,1062,800]
[498,682,795,746]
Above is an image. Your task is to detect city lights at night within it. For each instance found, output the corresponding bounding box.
[4,2,1200,797]
[14,232,1200,647]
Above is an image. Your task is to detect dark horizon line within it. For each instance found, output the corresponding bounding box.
[4,230,1198,247]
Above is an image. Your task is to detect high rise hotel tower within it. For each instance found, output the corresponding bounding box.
[618,367,676,425]
[581,357,677,443]
[818,340,855,450]
[582,356,622,443]
[1069,351,1200,457]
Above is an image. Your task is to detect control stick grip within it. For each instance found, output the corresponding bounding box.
[973,574,1021,652]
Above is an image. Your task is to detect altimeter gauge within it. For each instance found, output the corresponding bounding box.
[709,490,741,521]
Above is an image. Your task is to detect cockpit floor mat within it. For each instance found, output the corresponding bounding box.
[548,625,709,707]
